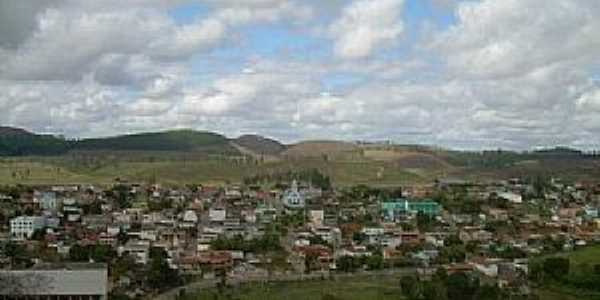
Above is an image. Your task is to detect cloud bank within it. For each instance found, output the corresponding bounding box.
[0,0,599,150]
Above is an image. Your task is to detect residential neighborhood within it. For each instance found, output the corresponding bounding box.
[2,174,600,299]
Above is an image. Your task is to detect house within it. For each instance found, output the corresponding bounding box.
[558,207,580,219]
[242,209,257,224]
[256,205,277,223]
[177,251,233,276]
[471,258,502,277]
[180,210,198,228]
[400,231,422,246]
[335,245,372,258]
[309,210,325,227]
[290,245,333,272]
[10,216,46,240]
[311,226,342,245]
[444,263,474,274]
[412,250,439,265]
[209,208,227,223]
[118,240,150,265]
[584,206,598,219]
[460,227,493,243]
[498,192,523,204]
[486,208,509,221]
[361,227,385,245]
[382,231,402,249]
[0,193,13,202]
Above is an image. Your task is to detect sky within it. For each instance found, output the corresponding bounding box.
[1,0,600,150]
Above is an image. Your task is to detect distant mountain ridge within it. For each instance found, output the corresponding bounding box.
[0,126,595,159]
[0,126,35,137]
[0,126,282,157]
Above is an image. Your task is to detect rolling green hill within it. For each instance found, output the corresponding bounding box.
[0,127,69,156]
[1,126,600,186]
[0,127,241,156]
[73,129,238,154]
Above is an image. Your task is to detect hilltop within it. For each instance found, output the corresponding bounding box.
[0,126,35,137]
[231,134,286,156]
[0,127,68,156]
[73,130,238,154]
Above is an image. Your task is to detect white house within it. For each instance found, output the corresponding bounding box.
[183,210,198,223]
[10,216,46,240]
[309,210,325,226]
[118,240,150,265]
[180,210,199,228]
[498,192,523,204]
[209,208,226,222]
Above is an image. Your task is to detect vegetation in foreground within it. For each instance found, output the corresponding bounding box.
[178,276,403,300]
[530,245,600,300]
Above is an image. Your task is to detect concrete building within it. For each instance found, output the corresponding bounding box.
[33,191,59,212]
[209,208,226,223]
[0,263,108,300]
[498,192,523,204]
[10,216,46,240]
[382,199,441,221]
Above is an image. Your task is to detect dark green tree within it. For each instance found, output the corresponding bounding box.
[146,247,181,291]
[446,272,478,300]
[69,244,90,262]
[400,275,420,300]
[422,281,448,300]
[543,257,570,280]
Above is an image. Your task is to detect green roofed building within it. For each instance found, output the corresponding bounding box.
[382,199,441,221]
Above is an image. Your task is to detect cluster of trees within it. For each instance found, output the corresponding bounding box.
[105,184,134,209]
[431,235,467,265]
[146,247,182,291]
[400,270,508,300]
[339,184,403,203]
[2,241,33,268]
[336,254,384,272]
[444,150,525,169]
[432,188,481,215]
[243,168,332,190]
[210,234,282,254]
[530,256,600,293]
[416,212,436,232]
[0,184,31,199]
[68,244,116,263]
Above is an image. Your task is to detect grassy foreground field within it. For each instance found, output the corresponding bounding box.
[563,244,600,266]
[537,244,600,300]
[182,276,403,300]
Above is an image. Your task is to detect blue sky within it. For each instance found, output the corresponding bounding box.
[1,0,600,150]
